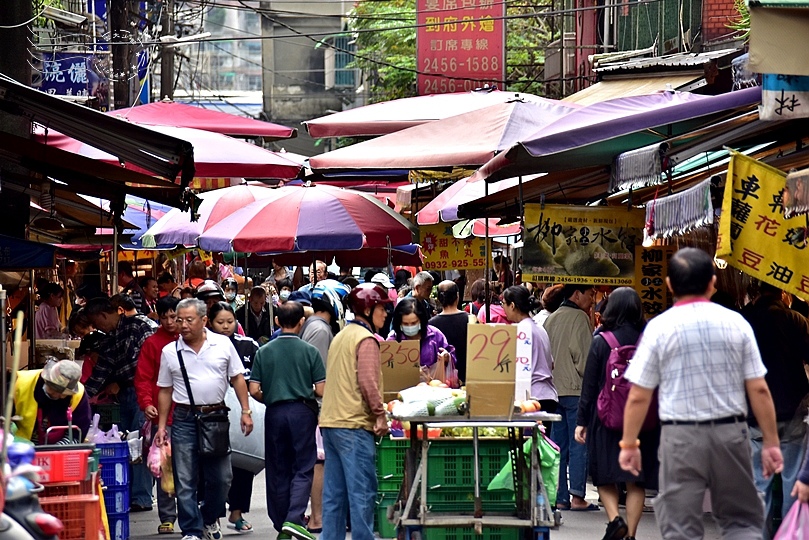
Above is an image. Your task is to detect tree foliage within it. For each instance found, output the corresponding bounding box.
[348,0,556,102]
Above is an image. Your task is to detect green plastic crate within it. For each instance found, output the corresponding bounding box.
[425,439,511,489]
[424,527,521,540]
[375,492,398,538]
[425,487,516,513]
[376,437,409,482]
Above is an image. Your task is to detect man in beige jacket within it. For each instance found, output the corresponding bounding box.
[544,284,596,511]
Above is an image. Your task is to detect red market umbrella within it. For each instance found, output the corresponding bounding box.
[243,243,424,267]
[309,100,576,172]
[197,184,417,253]
[303,90,573,138]
[108,100,296,140]
[141,184,276,247]
[36,124,303,180]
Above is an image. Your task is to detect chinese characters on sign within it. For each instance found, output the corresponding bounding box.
[522,204,645,286]
[633,245,675,319]
[380,340,421,398]
[39,53,110,111]
[717,153,809,301]
[760,74,809,121]
[419,224,488,270]
[416,0,505,95]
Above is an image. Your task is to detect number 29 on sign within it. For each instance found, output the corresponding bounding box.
[466,324,517,382]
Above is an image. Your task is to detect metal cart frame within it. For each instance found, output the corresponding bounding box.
[392,413,562,540]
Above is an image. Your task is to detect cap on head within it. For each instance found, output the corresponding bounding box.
[370,273,395,289]
[288,290,312,306]
[41,358,82,395]
[196,280,225,301]
[346,283,392,315]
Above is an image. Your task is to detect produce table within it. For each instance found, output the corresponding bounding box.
[390,413,562,540]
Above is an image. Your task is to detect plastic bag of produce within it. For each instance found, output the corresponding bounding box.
[487,434,560,505]
[160,442,175,497]
[147,439,162,478]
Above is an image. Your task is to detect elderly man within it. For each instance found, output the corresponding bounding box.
[154,299,254,540]
[13,359,91,444]
[309,260,328,284]
[620,248,783,540]
[236,286,272,343]
[406,271,435,317]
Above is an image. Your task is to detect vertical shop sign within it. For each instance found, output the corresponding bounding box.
[634,245,675,319]
[416,0,506,95]
[717,153,809,301]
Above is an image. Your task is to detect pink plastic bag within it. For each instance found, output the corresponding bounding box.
[775,501,809,540]
[147,439,162,479]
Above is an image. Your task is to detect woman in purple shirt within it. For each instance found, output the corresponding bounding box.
[388,297,458,385]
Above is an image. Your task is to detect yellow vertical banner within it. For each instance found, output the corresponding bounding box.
[634,245,676,318]
[419,224,488,270]
[717,153,809,300]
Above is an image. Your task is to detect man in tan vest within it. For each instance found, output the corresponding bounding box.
[319,284,391,540]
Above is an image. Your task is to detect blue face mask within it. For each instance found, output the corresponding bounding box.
[280,290,291,300]
[401,323,421,337]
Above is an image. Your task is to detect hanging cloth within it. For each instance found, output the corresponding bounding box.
[645,179,714,240]
[610,143,665,192]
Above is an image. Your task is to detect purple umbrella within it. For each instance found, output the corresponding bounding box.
[480,87,762,182]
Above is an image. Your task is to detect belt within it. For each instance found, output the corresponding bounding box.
[661,414,745,426]
[174,402,227,413]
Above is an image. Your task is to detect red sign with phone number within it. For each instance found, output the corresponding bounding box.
[416,0,506,95]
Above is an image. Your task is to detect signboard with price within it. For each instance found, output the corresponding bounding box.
[380,340,421,399]
[466,324,516,417]
[419,224,488,270]
[416,0,506,95]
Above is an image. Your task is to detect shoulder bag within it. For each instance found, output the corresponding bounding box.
[176,344,231,457]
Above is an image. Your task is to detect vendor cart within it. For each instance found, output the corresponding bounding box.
[391,412,562,540]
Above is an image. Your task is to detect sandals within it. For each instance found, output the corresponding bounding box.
[158,522,175,534]
[227,517,254,534]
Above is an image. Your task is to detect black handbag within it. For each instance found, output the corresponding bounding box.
[176,345,231,457]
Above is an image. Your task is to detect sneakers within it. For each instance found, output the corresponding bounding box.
[181,536,202,540]
[282,522,316,540]
[602,516,628,540]
[204,522,222,540]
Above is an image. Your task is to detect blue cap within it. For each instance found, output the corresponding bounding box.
[288,290,312,306]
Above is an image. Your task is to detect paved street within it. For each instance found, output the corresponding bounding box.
[128,472,722,540]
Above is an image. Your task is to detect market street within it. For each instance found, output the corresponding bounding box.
[128,474,722,540]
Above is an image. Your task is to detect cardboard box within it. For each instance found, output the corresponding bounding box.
[466,380,516,418]
[465,324,518,418]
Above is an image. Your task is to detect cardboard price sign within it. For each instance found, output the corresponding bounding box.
[466,324,517,382]
[380,340,421,396]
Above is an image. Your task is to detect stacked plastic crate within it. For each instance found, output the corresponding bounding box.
[98,441,130,540]
[374,438,519,540]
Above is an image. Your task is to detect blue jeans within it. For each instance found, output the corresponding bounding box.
[119,386,154,508]
[550,396,588,503]
[751,424,806,538]
[264,402,318,531]
[321,428,377,540]
[171,406,233,538]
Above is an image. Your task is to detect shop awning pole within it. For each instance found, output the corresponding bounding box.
[112,227,119,293]
[485,180,490,323]
[0,287,6,406]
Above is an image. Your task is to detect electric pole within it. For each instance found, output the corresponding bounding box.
[110,0,133,110]
[160,0,174,100]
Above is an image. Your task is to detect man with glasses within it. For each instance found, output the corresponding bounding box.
[309,261,328,284]
[154,299,254,540]
[544,284,596,511]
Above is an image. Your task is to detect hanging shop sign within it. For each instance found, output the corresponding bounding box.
[717,153,809,300]
[419,224,488,270]
[416,0,506,95]
[633,245,676,319]
[760,74,809,121]
[39,52,110,111]
[522,204,645,285]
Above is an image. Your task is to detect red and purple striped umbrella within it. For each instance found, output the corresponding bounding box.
[197,184,417,253]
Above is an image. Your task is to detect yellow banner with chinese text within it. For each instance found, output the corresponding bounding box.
[717,153,809,299]
[419,224,488,271]
[522,204,644,286]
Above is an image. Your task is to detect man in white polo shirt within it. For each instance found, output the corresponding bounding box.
[619,248,783,540]
[155,299,254,540]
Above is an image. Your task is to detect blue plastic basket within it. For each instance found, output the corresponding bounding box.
[103,486,130,514]
[100,458,129,487]
[106,512,130,540]
[97,442,129,460]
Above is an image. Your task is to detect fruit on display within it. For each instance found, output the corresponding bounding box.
[514,399,542,413]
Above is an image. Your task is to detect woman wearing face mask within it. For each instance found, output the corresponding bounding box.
[221,277,244,312]
[387,297,458,385]
[208,302,259,533]
[276,278,293,304]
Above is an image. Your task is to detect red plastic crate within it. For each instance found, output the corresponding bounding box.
[39,494,103,540]
[34,449,92,483]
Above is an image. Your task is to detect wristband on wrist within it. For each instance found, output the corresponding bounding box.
[241,409,252,415]
[619,439,641,449]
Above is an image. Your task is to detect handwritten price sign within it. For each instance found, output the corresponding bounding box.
[380,340,421,394]
[466,324,517,382]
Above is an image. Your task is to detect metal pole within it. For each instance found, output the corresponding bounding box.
[244,254,249,336]
[29,270,35,369]
[112,227,119,293]
[160,0,175,100]
[0,287,7,406]
[484,181,491,323]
